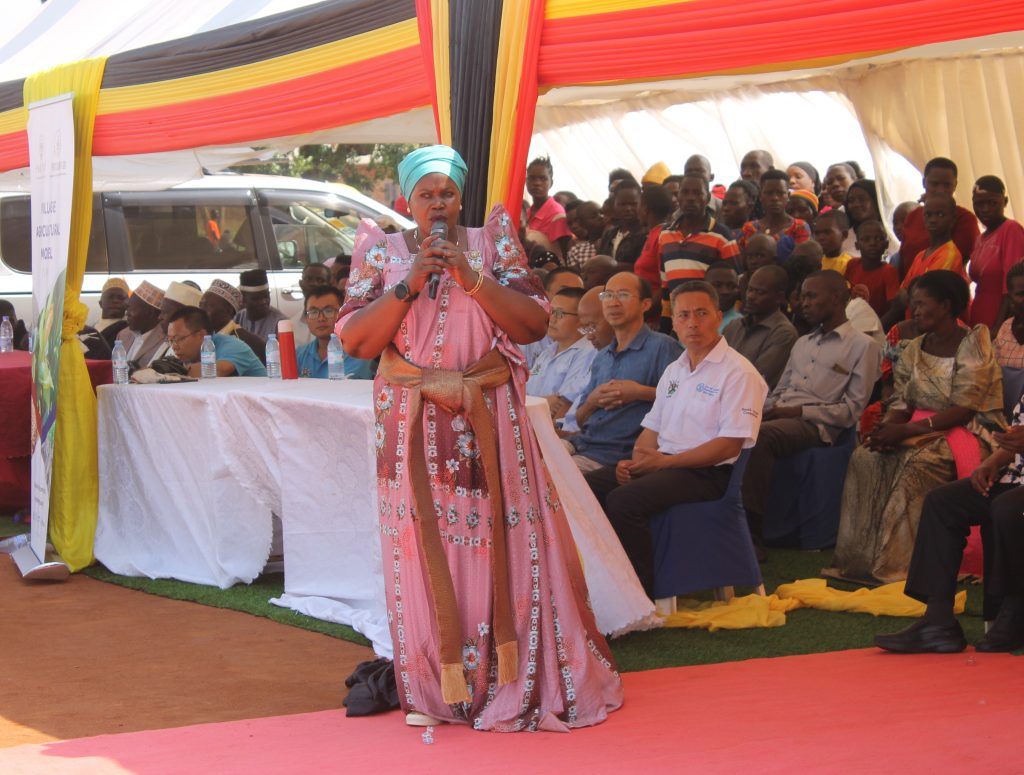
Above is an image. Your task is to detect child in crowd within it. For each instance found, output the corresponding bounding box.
[737,233,777,299]
[785,189,818,225]
[704,263,742,332]
[813,211,853,274]
[845,220,899,318]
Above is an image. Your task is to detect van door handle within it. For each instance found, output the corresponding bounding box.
[282,285,303,299]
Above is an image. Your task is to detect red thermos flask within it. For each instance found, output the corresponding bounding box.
[277,320,298,380]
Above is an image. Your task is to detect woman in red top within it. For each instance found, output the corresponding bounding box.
[525,156,574,261]
[968,175,1024,331]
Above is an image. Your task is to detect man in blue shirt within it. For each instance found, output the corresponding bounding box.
[167,306,266,377]
[564,271,682,471]
[296,287,375,379]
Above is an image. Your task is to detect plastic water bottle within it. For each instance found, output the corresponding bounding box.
[328,333,346,380]
[200,335,217,379]
[0,316,12,352]
[111,340,129,385]
[265,333,281,379]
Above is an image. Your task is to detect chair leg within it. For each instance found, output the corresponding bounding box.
[655,597,677,616]
[714,586,735,602]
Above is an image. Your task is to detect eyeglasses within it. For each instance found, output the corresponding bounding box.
[550,309,578,321]
[305,307,339,320]
[577,324,597,336]
[165,331,199,347]
[598,290,638,302]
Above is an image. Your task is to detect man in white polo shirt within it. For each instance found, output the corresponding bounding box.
[585,280,768,597]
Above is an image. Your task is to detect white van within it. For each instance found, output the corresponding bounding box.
[0,173,412,342]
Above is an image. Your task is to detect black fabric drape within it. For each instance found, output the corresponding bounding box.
[0,0,417,113]
[448,0,503,228]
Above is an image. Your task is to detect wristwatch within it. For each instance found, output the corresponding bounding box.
[393,280,415,302]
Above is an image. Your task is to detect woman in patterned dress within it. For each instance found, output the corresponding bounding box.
[338,146,623,732]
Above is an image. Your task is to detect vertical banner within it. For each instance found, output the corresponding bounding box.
[28,94,74,564]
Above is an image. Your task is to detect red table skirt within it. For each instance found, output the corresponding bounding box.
[0,351,112,511]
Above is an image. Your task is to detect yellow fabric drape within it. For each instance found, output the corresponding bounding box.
[486,0,534,212]
[23,57,108,572]
[429,0,452,145]
[660,579,967,630]
[98,20,418,115]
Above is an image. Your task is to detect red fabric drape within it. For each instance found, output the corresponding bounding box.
[538,0,1024,87]
[91,48,430,157]
[501,0,547,224]
[414,0,442,141]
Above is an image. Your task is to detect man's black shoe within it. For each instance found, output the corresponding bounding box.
[874,619,967,653]
[976,604,1024,653]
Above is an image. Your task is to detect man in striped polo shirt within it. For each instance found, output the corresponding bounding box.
[657,173,740,328]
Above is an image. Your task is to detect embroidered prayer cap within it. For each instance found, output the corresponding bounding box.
[164,281,203,307]
[133,280,165,309]
[398,145,468,200]
[102,277,130,295]
[789,188,820,213]
[239,268,270,292]
[205,279,243,312]
[642,161,671,185]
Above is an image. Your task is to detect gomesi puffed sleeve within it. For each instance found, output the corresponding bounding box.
[482,205,548,309]
[948,325,1004,413]
[337,219,390,335]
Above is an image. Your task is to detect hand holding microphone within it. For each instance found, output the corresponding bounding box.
[427,220,447,300]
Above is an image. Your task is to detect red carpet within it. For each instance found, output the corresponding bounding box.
[2,648,1021,774]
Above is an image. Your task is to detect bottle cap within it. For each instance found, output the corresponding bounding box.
[277,319,293,334]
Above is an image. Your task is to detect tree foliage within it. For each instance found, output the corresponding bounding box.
[233,143,420,192]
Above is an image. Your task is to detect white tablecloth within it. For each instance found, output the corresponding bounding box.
[95,378,657,655]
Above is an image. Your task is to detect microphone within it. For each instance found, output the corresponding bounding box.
[427,220,447,300]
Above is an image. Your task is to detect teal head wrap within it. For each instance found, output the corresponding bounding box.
[398,145,469,200]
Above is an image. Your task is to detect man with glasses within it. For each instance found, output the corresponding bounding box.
[564,271,682,472]
[520,266,584,368]
[297,287,374,379]
[527,287,595,421]
[558,285,617,436]
[166,307,266,378]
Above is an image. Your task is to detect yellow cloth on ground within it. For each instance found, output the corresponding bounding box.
[660,579,966,630]
[24,56,108,571]
[661,594,798,631]
[774,578,967,617]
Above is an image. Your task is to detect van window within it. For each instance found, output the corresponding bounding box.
[121,203,258,272]
[0,194,108,274]
[262,191,355,268]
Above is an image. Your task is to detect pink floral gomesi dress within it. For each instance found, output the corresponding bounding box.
[339,205,623,732]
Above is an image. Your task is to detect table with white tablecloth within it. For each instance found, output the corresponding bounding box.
[95,378,657,655]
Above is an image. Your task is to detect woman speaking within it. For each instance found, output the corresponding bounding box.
[338,145,622,732]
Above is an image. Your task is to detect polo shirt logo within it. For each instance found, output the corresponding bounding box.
[667,380,679,397]
[696,383,720,397]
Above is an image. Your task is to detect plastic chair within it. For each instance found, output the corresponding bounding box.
[650,449,763,607]
[763,426,857,549]
[1001,366,1024,421]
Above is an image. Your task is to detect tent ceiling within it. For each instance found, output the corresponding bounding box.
[0,0,328,83]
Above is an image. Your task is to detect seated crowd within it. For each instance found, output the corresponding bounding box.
[13,149,1017,654]
[28,261,373,380]
[522,151,1024,654]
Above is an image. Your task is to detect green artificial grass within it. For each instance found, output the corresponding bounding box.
[82,565,372,648]
[0,514,29,538]
[76,544,989,672]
